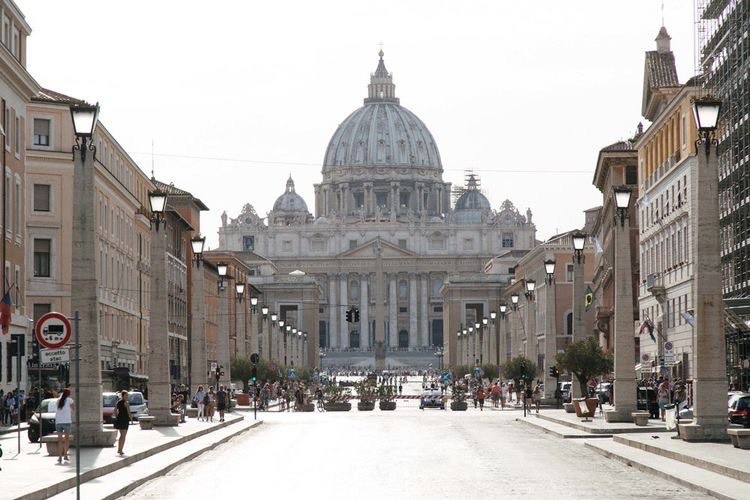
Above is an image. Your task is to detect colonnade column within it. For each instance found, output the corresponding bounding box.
[420,274,429,346]
[544,283,557,400]
[329,277,338,349]
[409,274,418,348]
[389,275,398,347]
[360,273,370,349]
[340,273,348,348]
[526,298,537,371]
[190,264,207,391]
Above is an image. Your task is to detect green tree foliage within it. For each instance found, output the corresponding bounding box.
[555,336,614,397]
[503,356,538,389]
[454,365,471,379]
[355,379,377,402]
[230,357,253,391]
[451,381,468,402]
[481,364,498,380]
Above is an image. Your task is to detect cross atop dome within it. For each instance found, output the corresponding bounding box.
[365,49,399,104]
[286,174,296,193]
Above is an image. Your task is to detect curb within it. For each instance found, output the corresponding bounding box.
[101,420,263,500]
[19,416,248,500]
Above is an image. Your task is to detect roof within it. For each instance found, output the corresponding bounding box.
[601,140,635,152]
[645,51,679,88]
[152,179,209,211]
[33,88,86,105]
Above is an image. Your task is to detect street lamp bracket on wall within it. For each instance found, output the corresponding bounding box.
[544,259,556,285]
[191,235,206,267]
[148,189,168,232]
[524,279,536,301]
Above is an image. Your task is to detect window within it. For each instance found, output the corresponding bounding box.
[14,180,20,234]
[400,192,409,208]
[33,238,51,277]
[349,239,358,250]
[34,184,51,212]
[502,232,514,248]
[14,116,19,153]
[243,236,254,251]
[376,192,388,208]
[398,239,407,249]
[33,118,50,147]
[463,238,474,251]
[566,264,574,282]
[282,240,292,252]
[433,306,443,312]
[3,103,8,148]
[399,307,407,313]
[625,165,637,185]
[428,238,445,250]
[354,192,364,209]
[398,280,408,299]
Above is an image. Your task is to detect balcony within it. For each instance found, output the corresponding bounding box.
[646,273,666,302]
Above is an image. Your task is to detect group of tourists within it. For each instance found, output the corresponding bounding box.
[190,385,229,422]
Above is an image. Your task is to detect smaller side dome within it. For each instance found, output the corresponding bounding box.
[454,175,490,211]
[273,176,309,213]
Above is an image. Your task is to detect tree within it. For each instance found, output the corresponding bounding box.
[503,356,538,397]
[230,357,253,391]
[555,336,613,398]
[481,364,498,381]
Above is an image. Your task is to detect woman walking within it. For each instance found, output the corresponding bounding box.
[194,385,206,421]
[113,390,131,456]
[533,382,542,414]
[207,387,216,422]
[54,388,74,464]
[476,386,486,411]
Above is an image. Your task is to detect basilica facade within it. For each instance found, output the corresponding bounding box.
[218,52,537,363]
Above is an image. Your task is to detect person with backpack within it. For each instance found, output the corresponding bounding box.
[216,385,227,422]
[193,385,206,421]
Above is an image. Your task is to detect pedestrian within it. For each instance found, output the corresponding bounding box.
[217,385,227,422]
[657,378,670,421]
[54,388,74,464]
[507,382,514,403]
[206,387,216,422]
[113,390,131,456]
[490,383,500,408]
[398,383,403,395]
[533,383,542,413]
[501,383,508,410]
[193,385,206,421]
[179,384,189,423]
[476,386,485,411]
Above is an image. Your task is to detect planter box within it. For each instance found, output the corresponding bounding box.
[357,401,376,411]
[450,401,468,411]
[563,402,576,413]
[379,401,397,411]
[572,398,599,420]
[236,393,250,406]
[299,403,315,412]
[324,402,352,412]
[139,416,156,430]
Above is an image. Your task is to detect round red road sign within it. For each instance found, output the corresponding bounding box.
[35,312,72,349]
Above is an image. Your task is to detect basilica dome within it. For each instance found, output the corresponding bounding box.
[273,176,308,213]
[323,51,442,171]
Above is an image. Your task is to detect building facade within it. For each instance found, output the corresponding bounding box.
[0,0,38,395]
[218,52,537,368]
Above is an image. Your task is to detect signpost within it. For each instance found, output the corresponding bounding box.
[35,312,72,350]
[663,341,675,366]
[40,348,70,364]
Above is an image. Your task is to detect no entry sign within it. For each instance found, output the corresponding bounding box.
[35,312,72,349]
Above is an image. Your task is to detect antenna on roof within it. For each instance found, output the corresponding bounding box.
[151,139,155,178]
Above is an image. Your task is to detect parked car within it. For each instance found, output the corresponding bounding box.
[420,389,445,410]
[728,393,750,427]
[28,398,58,443]
[103,391,148,423]
[558,382,572,403]
[637,387,659,418]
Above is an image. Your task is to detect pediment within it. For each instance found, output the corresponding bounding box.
[338,238,416,258]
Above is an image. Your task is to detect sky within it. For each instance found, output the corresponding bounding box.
[16,0,697,249]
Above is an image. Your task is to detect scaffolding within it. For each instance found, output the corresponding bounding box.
[450,170,482,205]
[697,0,750,303]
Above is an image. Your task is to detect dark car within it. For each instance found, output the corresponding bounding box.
[595,383,612,404]
[637,387,659,418]
[728,394,750,427]
[420,389,445,410]
[28,398,58,443]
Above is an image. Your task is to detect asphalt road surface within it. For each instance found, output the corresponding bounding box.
[125,383,709,499]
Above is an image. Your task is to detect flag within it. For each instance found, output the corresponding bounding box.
[0,290,12,335]
[592,237,604,256]
[638,192,651,208]
[584,286,595,311]
[639,318,655,342]
[681,311,695,327]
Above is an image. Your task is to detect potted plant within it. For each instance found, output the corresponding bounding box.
[450,382,468,411]
[356,379,377,411]
[323,384,351,412]
[556,337,613,419]
[378,384,397,410]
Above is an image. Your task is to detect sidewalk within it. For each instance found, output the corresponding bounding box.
[516,408,750,500]
[0,412,262,500]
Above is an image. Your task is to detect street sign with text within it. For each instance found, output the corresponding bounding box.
[40,348,70,364]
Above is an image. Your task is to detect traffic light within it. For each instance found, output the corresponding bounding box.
[215,365,221,379]
[251,366,257,382]
[549,366,559,378]
[353,308,360,323]
[345,308,353,323]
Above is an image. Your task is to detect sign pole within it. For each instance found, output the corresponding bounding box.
[38,355,42,449]
[73,311,80,500]
[16,341,20,453]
